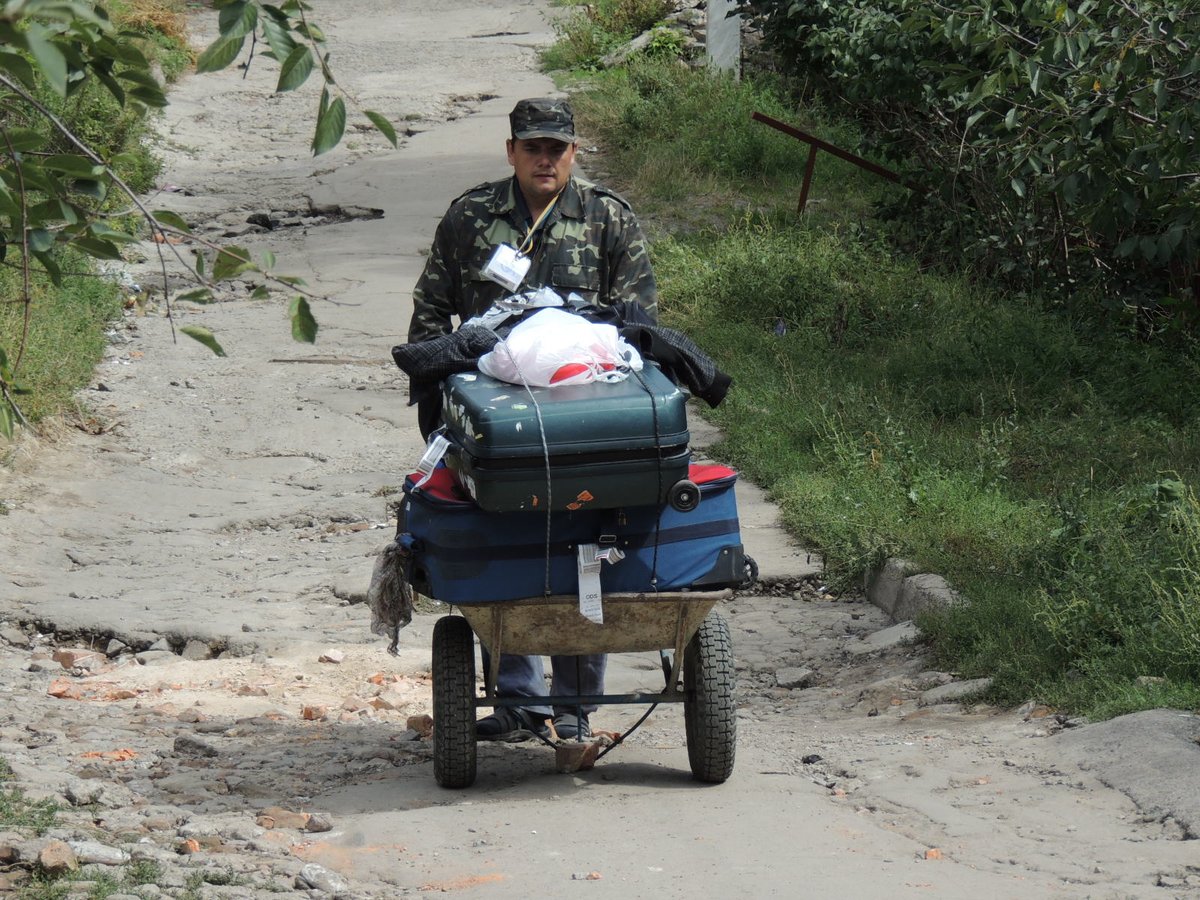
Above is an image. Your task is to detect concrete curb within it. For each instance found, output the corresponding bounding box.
[865,557,962,623]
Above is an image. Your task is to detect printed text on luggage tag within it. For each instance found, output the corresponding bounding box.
[577,544,604,624]
[577,544,624,624]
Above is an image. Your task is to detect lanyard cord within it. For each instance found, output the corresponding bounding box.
[516,189,563,257]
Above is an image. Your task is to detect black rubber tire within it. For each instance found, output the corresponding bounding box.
[742,554,760,588]
[683,610,736,783]
[668,479,701,512]
[432,615,476,789]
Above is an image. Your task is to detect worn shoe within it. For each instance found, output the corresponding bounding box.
[552,713,591,741]
[475,707,550,742]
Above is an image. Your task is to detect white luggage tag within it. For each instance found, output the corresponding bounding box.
[576,544,625,624]
[482,244,531,293]
[412,433,450,490]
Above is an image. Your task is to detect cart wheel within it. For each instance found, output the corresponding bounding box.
[432,615,476,789]
[668,479,701,512]
[742,554,760,588]
[683,610,736,783]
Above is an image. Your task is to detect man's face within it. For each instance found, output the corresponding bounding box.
[507,137,577,209]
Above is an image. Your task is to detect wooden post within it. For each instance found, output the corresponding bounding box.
[797,144,819,215]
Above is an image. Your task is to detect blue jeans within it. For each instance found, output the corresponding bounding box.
[481,651,607,718]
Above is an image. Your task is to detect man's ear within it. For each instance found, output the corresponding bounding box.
[505,138,516,166]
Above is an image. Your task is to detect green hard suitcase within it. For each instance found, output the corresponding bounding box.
[441,365,693,513]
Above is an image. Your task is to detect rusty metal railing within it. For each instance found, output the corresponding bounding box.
[752,111,914,213]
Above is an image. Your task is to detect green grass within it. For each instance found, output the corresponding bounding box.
[0,1,189,432]
[0,254,124,423]
[552,44,1200,719]
[566,59,895,233]
[0,758,58,835]
[542,0,675,71]
[13,856,167,899]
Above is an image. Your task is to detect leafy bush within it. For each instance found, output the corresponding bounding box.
[741,0,1200,321]
[567,9,1200,718]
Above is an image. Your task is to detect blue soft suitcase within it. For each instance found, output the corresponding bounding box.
[400,464,749,604]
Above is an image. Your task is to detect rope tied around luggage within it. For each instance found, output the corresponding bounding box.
[488,327,556,596]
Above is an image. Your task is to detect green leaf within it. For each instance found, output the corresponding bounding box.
[32,250,62,285]
[260,249,276,269]
[127,85,168,108]
[289,296,318,343]
[181,325,227,357]
[25,24,67,96]
[260,15,297,62]
[0,50,37,89]
[311,96,346,156]
[1004,106,1017,130]
[1110,234,1134,261]
[151,210,191,233]
[212,245,255,281]
[274,274,307,286]
[71,179,107,201]
[250,285,270,300]
[194,250,206,279]
[276,44,313,92]
[1010,177,1026,198]
[175,288,214,304]
[27,229,53,253]
[41,154,105,178]
[0,402,13,441]
[365,109,398,148]
[2,129,44,152]
[195,34,246,73]
[0,182,21,219]
[99,34,149,67]
[218,0,258,38]
[118,68,164,91]
[297,22,326,42]
[89,222,135,243]
[71,236,123,259]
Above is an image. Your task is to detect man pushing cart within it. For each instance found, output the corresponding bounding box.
[390,97,752,787]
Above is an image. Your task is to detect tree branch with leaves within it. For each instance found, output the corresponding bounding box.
[0,0,397,438]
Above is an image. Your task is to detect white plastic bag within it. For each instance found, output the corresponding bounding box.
[477,307,643,387]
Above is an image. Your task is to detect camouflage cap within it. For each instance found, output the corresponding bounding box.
[509,97,575,143]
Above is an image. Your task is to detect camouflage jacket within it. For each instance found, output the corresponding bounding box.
[408,175,658,344]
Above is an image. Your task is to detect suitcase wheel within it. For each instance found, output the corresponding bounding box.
[668,479,701,512]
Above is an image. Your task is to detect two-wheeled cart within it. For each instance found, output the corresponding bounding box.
[430,588,736,789]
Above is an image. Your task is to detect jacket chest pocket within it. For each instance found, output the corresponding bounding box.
[460,251,507,316]
[551,263,600,298]
[467,250,498,285]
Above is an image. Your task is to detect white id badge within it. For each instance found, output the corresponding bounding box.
[482,244,531,293]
